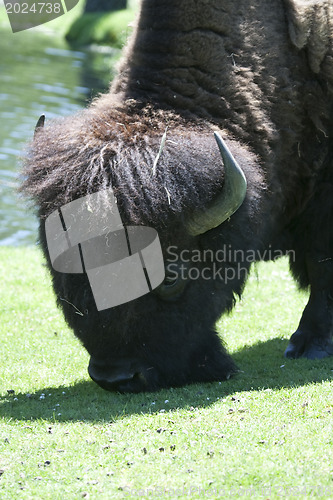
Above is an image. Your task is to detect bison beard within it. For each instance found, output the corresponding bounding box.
[21,0,333,393]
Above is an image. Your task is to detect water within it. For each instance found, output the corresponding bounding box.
[0,28,120,245]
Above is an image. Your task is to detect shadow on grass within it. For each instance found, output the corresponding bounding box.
[1,338,332,422]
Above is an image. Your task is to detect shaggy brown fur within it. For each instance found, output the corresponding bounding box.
[21,0,333,392]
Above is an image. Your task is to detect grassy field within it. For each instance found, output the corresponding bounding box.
[1,247,333,499]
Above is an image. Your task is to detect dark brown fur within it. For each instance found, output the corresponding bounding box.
[21,0,333,392]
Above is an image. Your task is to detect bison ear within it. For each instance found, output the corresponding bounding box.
[186,132,247,236]
[34,114,45,137]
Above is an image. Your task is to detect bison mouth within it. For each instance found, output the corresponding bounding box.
[88,356,159,393]
[87,328,238,393]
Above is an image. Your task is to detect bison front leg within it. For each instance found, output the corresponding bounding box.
[285,259,333,359]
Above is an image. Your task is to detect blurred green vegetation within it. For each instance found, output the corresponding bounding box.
[0,0,139,46]
[0,1,85,37]
[65,8,136,47]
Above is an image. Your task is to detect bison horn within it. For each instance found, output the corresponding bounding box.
[34,114,45,137]
[186,132,247,236]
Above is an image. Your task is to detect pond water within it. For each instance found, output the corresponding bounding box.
[0,28,119,245]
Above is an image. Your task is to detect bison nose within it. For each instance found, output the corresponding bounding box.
[88,357,150,393]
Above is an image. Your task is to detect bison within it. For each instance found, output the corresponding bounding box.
[21,0,333,393]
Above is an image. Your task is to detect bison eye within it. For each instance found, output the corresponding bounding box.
[153,264,187,301]
[163,274,178,287]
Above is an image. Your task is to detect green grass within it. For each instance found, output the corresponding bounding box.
[1,247,333,499]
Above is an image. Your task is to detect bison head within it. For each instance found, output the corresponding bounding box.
[23,102,262,393]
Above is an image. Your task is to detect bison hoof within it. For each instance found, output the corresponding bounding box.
[284,332,333,360]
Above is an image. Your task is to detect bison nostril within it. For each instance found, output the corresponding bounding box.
[88,358,149,393]
[115,372,148,393]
